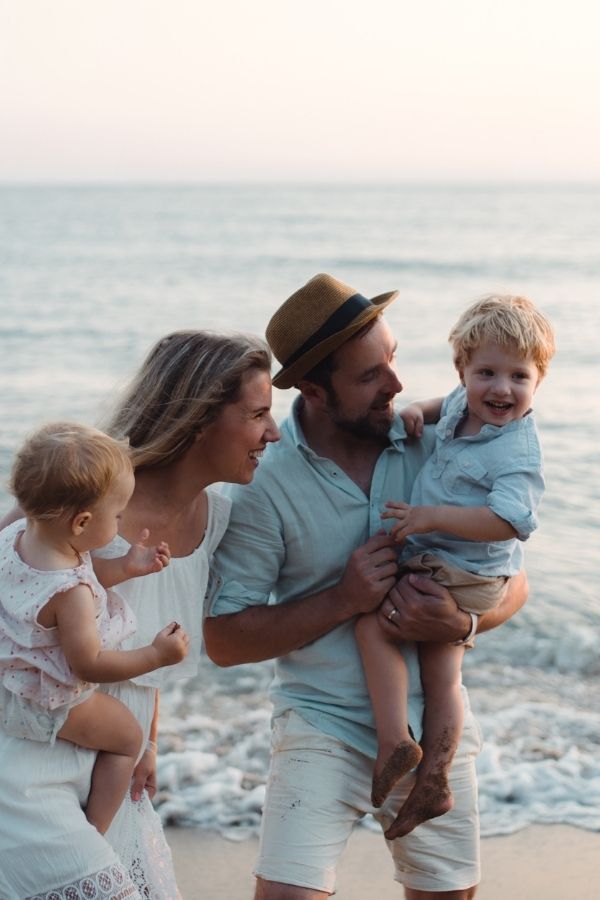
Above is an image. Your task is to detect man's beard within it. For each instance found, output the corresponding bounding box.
[325,391,393,441]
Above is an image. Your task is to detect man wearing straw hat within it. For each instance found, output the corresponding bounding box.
[204,274,527,900]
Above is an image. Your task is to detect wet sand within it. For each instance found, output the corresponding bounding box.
[167,823,600,898]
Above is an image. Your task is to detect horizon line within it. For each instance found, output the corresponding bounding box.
[1,178,599,188]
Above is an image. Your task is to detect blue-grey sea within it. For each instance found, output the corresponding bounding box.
[0,184,599,839]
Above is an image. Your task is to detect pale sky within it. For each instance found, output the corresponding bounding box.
[2,0,599,182]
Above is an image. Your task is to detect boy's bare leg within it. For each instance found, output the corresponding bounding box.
[58,692,143,833]
[385,642,464,840]
[355,613,422,807]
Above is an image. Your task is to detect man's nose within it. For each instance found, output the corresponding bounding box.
[386,365,403,395]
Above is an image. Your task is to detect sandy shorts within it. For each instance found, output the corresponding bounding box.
[402,551,508,616]
[255,708,482,894]
[0,684,81,745]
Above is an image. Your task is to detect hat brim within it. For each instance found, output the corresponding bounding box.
[271,290,399,389]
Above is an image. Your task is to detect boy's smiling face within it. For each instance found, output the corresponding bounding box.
[459,340,541,433]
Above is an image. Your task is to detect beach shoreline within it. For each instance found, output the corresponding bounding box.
[167,823,600,899]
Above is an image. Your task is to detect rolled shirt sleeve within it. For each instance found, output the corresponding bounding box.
[487,463,545,541]
[206,478,285,618]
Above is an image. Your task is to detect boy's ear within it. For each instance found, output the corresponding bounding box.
[458,367,465,386]
[72,511,92,535]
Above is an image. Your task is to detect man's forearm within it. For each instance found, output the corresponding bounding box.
[205,533,398,666]
[203,585,354,667]
[477,570,529,634]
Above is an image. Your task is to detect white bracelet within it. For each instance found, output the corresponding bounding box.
[452,611,479,646]
[145,739,158,755]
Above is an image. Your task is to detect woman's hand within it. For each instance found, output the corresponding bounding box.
[131,745,158,802]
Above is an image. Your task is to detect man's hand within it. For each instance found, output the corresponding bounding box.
[377,573,470,643]
[338,532,398,617]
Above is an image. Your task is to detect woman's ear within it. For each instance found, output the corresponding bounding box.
[71,511,92,535]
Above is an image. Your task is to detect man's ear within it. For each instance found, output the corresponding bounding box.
[72,511,92,535]
[297,379,328,408]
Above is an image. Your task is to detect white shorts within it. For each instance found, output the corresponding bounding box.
[255,708,482,894]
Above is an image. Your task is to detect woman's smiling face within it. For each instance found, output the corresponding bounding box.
[195,368,280,484]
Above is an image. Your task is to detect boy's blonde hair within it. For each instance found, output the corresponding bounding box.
[449,294,556,378]
[10,422,132,521]
[106,330,271,470]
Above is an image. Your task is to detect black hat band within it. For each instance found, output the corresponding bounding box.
[282,293,372,369]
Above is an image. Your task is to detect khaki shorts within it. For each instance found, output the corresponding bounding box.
[402,551,508,615]
[255,708,482,894]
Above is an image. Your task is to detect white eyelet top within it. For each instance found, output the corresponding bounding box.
[93,486,231,688]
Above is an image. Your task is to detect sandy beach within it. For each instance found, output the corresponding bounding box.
[167,823,600,899]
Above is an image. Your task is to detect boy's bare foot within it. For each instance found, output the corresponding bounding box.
[371,740,423,808]
[384,771,453,840]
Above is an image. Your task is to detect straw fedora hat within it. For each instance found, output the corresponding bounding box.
[266,273,399,389]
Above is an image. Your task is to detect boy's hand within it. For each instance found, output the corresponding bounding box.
[151,621,190,666]
[123,529,171,579]
[400,404,425,438]
[382,501,436,542]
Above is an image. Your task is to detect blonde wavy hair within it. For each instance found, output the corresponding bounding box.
[10,422,132,520]
[449,294,556,378]
[105,330,271,470]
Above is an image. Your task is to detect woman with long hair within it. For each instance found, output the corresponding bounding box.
[0,330,279,899]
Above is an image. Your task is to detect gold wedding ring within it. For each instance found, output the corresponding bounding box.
[387,606,399,621]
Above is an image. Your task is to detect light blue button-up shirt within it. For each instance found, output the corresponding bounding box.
[406,385,544,576]
[207,398,443,758]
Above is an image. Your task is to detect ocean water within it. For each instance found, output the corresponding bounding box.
[0,184,599,839]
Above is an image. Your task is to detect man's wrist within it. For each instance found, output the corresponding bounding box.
[452,611,479,646]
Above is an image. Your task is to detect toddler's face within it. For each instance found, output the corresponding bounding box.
[459,341,540,432]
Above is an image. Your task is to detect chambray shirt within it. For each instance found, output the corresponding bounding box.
[406,384,544,576]
[208,398,458,759]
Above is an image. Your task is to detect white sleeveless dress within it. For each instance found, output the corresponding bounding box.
[0,487,231,900]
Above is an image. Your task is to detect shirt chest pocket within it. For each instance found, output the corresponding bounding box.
[444,452,492,500]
